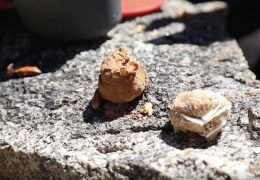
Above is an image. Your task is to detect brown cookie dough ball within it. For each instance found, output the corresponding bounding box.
[98,47,149,103]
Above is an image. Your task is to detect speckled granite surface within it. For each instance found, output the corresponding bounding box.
[0,1,259,179]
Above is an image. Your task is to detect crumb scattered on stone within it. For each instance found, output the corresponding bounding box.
[142,102,153,116]
[134,24,146,33]
[98,47,149,103]
[91,90,103,110]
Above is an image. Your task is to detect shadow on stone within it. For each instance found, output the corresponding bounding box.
[146,9,229,46]
[83,103,106,124]
[0,145,81,179]
[0,11,110,82]
[160,121,219,150]
[83,90,142,124]
[252,57,260,80]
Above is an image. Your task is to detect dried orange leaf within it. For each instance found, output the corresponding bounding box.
[14,66,42,77]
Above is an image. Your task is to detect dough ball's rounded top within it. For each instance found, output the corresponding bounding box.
[101,47,140,81]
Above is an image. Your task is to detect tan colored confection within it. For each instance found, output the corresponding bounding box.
[98,47,149,103]
[170,89,232,140]
[142,102,153,116]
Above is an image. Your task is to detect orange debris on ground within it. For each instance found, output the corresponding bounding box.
[7,64,42,78]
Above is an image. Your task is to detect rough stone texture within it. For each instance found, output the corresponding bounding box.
[0,0,260,179]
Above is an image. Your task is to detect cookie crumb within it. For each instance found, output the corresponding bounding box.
[91,90,103,110]
[134,24,146,33]
[142,102,153,116]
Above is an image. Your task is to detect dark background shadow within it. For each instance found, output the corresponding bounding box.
[145,2,260,79]
[83,92,143,124]
[188,0,260,79]
[146,9,229,46]
[0,11,109,82]
[160,121,219,149]
[0,145,81,179]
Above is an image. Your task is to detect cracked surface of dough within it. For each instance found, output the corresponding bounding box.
[98,47,149,103]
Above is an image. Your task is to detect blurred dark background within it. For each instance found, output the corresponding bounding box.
[189,0,260,78]
[0,0,259,79]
